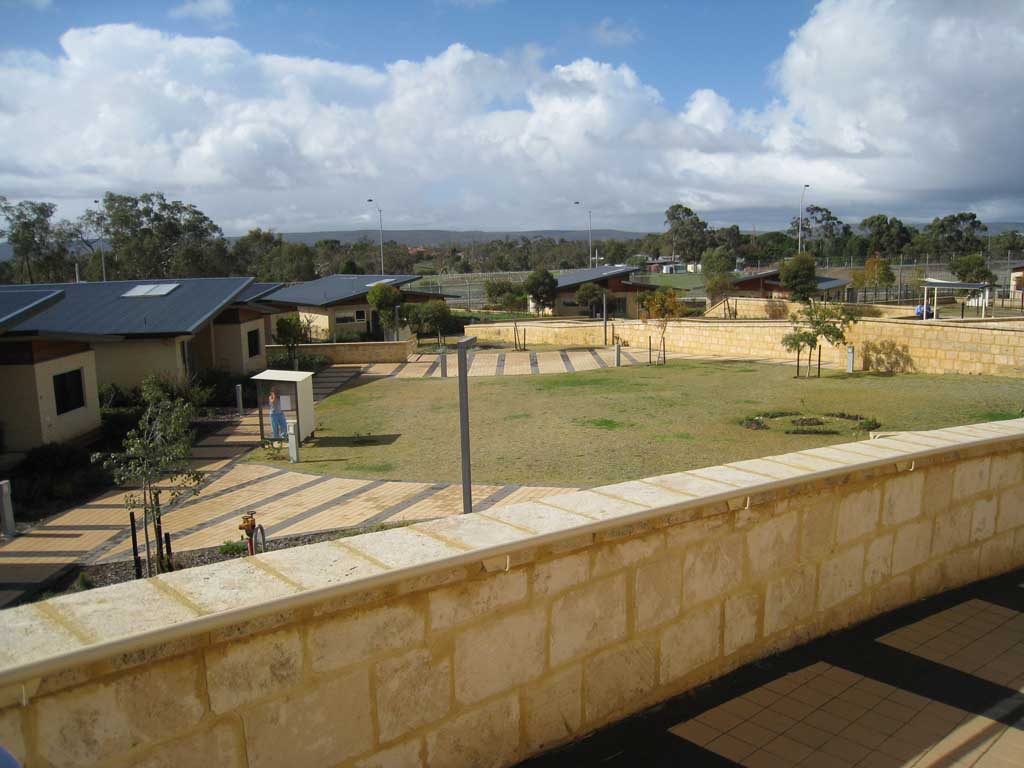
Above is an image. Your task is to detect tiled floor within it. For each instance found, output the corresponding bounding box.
[522,572,1024,768]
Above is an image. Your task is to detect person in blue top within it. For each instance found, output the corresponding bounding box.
[269,386,287,439]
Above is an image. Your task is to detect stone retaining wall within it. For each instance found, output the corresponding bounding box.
[472,317,1024,377]
[266,338,416,364]
[704,297,915,320]
[1,421,1023,766]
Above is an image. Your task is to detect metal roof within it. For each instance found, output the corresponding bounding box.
[262,274,420,307]
[0,277,253,338]
[736,269,850,292]
[555,266,638,291]
[922,278,992,289]
[0,289,64,334]
[234,282,282,302]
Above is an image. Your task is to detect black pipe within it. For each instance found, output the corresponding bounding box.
[129,511,141,580]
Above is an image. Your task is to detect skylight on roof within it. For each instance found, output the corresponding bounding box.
[367,278,395,286]
[122,283,180,297]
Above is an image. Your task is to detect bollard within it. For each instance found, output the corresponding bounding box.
[846,345,855,373]
[615,343,621,367]
[235,383,244,417]
[0,480,14,538]
[287,420,299,463]
[440,346,448,378]
[648,336,652,365]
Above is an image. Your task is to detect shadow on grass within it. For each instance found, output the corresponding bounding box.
[309,434,401,448]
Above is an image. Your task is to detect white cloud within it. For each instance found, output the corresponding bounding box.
[0,0,1022,234]
[169,0,233,21]
[592,17,640,47]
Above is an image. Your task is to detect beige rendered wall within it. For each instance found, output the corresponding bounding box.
[33,350,101,447]
[297,306,332,340]
[213,318,267,375]
[0,364,43,451]
[266,338,415,364]
[92,338,186,389]
[2,421,1023,767]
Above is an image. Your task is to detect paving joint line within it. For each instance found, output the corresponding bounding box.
[495,352,506,376]
[263,479,388,536]
[529,352,540,375]
[474,484,520,512]
[358,483,450,528]
[588,349,608,368]
[559,350,575,373]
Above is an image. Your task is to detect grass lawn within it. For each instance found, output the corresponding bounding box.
[246,360,1024,487]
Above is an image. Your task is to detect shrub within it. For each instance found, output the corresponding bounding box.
[194,368,257,408]
[98,382,142,408]
[740,417,768,430]
[219,540,247,556]
[9,442,111,510]
[140,373,213,409]
[267,352,330,374]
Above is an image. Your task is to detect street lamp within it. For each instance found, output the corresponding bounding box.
[366,198,384,274]
[574,201,593,267]
[797,184,810,254]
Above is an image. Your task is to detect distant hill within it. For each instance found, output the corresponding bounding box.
[0,228,648,261]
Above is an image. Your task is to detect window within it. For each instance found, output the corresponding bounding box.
[335,313,356,324]
[122,283,179,297]
[247,329,261,358]
[53,369,85,415]
[355,309,366,321]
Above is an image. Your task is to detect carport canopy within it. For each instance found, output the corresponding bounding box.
[920,278,992,320]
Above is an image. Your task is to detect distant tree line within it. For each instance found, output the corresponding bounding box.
[1,192,1021,285]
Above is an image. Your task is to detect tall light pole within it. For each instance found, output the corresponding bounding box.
[797,184,810,254]
[574,201,593,267]
[367,198,384,274]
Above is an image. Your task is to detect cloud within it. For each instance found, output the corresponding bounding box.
[0,0,1022,234]
[592,17,640,47]
[169,0,233,21]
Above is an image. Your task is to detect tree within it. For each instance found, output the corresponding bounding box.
[523,269,557,313]
[780,253,818,301]
[803,302,857,377]
[852,255,896,293]
[860,215,914,256]
[949,253,996,285]
[97,192,229,278]
[922,212,987,256]
[756,232,797,262]
[781,327,817,379]
[0,196,74,283]
[640,286,682,363]
[574,282,605,318]
[368,283,404,339]
[664,204,710,261]
[94,383,202,576]
[701,245,737,303]
[415,300,452,345]
[273,316,306,365]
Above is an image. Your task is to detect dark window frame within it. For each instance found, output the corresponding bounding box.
[53,368,86,415]
[247,328,261,358]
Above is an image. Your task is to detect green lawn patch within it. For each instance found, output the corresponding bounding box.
[245,361,1024,487]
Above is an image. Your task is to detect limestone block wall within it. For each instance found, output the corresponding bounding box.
[704,297,915,320]
[1,422,1024,766]
[266,338,416,364]
[473,317,1024,377]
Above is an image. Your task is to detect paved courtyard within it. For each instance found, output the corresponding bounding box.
[0,410,578,606]
[362,347,835,379]
[523,571,1024,768]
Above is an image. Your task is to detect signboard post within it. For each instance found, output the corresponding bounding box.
[457,337,476,514]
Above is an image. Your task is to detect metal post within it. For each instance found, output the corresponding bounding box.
[129,511,142,579]
[394,305,401,342]
[648,336,652,365]
[602,292,607,346]
[287,420,299,463]
[798,184,809,253]
[615,343,621,367]
[588,210,593,267]
[235,383,244,417]
[440,346,447,378]
[163,532,174,572]
[846,345,855,373]
[457,337,476,514]
[101,251,107,282]
[378,207,384,274]
[0,480,14,538]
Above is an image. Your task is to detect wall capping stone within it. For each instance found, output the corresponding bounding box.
[1,419,1022,694]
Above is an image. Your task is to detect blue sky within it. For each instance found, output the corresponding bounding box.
[0,0,1021,234]
[3,0,815,111]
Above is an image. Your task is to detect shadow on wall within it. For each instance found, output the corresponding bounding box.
[765,300,789,320]
[862,340,916,373]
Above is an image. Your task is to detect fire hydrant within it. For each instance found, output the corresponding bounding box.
[238,512,266,556]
